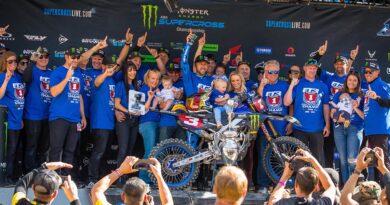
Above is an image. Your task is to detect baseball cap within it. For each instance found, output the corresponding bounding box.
[167,62,180,71]
[32,169,62,195]
[334,55,348,64]
[103,54,118,65]
[157,47,169,56]
[92,49,104,57]
[304,58,321,67]
[363,61,380,70]
[254,61,265,73]
[352,181,381,205]
[18,54,30,61]
[65,47,81,56]
[128,51,145,60]
[237,60,251,67]
[37,47,49,55]
[194,55,209,64]
[78,47,88,54]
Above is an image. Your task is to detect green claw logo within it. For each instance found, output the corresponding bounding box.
[141,5,158,30]
[249,114,261,134]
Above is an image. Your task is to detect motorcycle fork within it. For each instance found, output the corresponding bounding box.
[260,119,285,164]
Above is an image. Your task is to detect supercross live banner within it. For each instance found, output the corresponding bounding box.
[0,0,389,173]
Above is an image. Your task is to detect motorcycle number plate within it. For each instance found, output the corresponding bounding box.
[178,115,204,129]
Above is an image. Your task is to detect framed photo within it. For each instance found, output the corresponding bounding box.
[128,90,146,115]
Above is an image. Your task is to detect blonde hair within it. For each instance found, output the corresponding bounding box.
[0,51,17,73]
[161,75,172,84]
[214,166,248,203]
[143,69,161,86]
[228,71,246,93]
[212,78,227,89]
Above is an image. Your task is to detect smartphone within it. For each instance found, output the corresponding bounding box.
[365,150,378,167]
[133,159,154,170]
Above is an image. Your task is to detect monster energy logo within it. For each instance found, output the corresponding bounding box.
[249,114,261,134]
[141,5,158,30]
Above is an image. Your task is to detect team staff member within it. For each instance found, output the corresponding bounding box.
[48,48,86,175]
[284,59,330,165]
[87,56,117,187]
[22,47,52,172]
[0,51,25,183]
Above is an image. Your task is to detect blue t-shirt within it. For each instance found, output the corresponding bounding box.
[364,78,390,135]
[90,76,115,130]
[181,44,213,97]
[81,69,93,118]
[319,69,346,101]
[24,66,52,120]
[49,66,84,123]
[139,84,160,124]
[246,80,257,91]
[262,80,289,135]
[332,91,364,127]
[292,78,329,133]
[0,73,24,130]
[160,79,185,127]
[209,89,227,107]
[115,81,136,110]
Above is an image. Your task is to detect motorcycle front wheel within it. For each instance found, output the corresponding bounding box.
[263,136,310,187]
[149,138,200,190]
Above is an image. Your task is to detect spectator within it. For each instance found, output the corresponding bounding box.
[362,61,390,183]
[12,162,80,205]
[213,166,248,205]
[288,65,302,84]
[17,54,29,74]
[91,156,174,205]
[340,147,390,205]
[237,60,256,91]
[284,59,330,164]
[0,51,25,184]
[268,149,336,205]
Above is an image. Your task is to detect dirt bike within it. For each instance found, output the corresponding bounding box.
[148,93,310,190]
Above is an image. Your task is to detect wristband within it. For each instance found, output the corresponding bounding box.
[349,57,355,61]
[278,181,285,187]
[352,169,361,175]
[42,162,48,169]
[113,169,123,177]
[125,42,131,46]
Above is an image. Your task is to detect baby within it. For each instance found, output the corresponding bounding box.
[330,92,353,128]
[152,76,175,111]
[210,79,233,128]
[212,63,228,82]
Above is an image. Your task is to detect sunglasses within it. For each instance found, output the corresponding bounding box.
[349,70,359,74]
[267,70,279,75]
[19,61,29,66]
[6,60,17,64]
[39,55,49,59]
[364,70,374,75]
[70,55,80,60]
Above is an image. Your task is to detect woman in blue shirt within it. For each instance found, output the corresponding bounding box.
[114,62,139,172]
[0,51,25,183]
[331,72,364,184]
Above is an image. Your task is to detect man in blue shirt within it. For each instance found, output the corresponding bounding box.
[363,61,390,183]
[284,59,330,165]
[48,47,86,175]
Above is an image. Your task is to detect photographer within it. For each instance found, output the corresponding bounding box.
[12,162,80,205]
[91,156,173,205]
[268,149,336,205]
[340,147,390,205]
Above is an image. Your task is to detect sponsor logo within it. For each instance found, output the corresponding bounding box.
[141,5,159,29]
[387,67,390,75]
[176,27,205,33]
[0,31,15,41]
[58,34,68,44]
[331,82,343,95]
[69,77,80,93]
[54,50,66,58]
[170,42,184,50]
[109,38,126,47]
[366,50,377,61]
[142,54,156,63]
[43,8,95,18]
[265,20,311,30]
[377,18,390,37]
[23,49,36,55]
[177,7,209,19]
[13,83,25,99]
[159,17,224,29]
[24,35,47,41]
[255,46,272,55]
[40,77,50,91]
[303,88,319,103]
[81,38,100,44]
[110,145,119,150]
[265,91,282,107]
[285,47,296,57]
[229,45,241,55]
[202,43,219,52]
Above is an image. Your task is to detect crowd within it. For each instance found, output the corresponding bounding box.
[0,24,390,204]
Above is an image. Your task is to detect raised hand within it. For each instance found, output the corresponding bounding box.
[125,27,133,44]
[118,156,139,174]
[149,158,162,177]
[5,70,12,82]
[198,32,206,46]
[137,32,148,47]
[96,36,108,50]
[260,75,269,86]
[65,66,74,80]
[145,46,158,58]
[318,40,328,56]
[223,51,231,64]
[235,51,243,64]
[30,47,42,62]
[290,78,299,87]
[355,147,371,172]
[186,28,193,43]
[0,25,9,36]
[350,45,359,60]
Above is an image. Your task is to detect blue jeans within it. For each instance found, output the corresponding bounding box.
[139,121,159,183]
[333,123,363,184]
[213,105,232,124]
[256,132,271,188]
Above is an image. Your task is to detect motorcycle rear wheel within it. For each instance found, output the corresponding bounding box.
[149,138,200,190]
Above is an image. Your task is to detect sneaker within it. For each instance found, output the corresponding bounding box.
[257,187,268,195]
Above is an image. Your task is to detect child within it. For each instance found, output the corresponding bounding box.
[209,79,233,128]
[212,63,228,81]
[330,92,353,128]
[152,76,175,111]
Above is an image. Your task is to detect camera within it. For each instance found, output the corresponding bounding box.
[289,153,306,173]
[365,149,378,167]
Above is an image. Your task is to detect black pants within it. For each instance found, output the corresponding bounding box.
[6,129,21,178]
[159,126,186,142]
[367,134,390,184]
[293,130,325,166]
[88,129,111,181]
[49,118,80,175]
[116,116,139,166]
[323,125,335,168]
[24,119,50,172]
